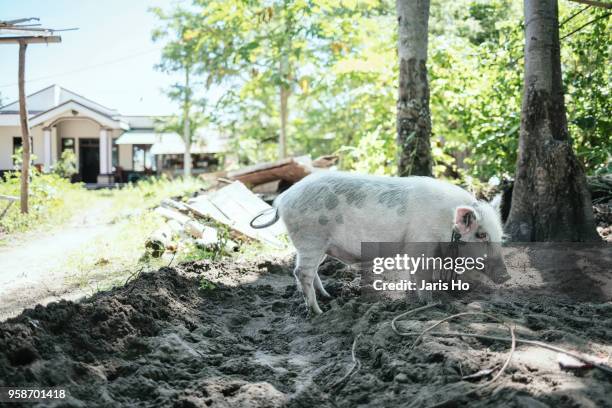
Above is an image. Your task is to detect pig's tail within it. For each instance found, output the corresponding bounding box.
[250,207,280,229]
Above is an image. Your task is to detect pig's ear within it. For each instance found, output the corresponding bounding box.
[454,206,478,235]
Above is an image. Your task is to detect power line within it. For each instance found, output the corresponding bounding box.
[0,47,160,88]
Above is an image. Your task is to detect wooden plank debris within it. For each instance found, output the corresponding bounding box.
[154,206,191,225]
[187,181,286,248]
[227,156,313,187]
[226,155,337,191]
[145,224,174,257]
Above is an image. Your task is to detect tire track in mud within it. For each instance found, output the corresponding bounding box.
[0,257,610,407]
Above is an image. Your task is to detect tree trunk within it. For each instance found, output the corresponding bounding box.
[18,42,30,214]
[396,0,432,177]
[183,66,192,177]
[278,54,289,159]
[506,0,598,241]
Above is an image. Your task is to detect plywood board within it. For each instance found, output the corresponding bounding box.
[187,181,286,248]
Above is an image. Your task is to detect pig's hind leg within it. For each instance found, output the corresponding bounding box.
[314,273,331,299]
[294,249,326,315]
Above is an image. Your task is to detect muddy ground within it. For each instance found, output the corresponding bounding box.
[1,253,611,408]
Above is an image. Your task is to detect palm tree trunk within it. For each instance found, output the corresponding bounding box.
[505,0,598,241]
[396,0,432,177]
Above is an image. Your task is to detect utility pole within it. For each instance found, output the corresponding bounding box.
[0,18,62,213]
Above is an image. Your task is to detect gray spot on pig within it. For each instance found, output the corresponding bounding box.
[325,194,339,210]
[335,214,344,224]
[397,205,408,216]
[318,215,329,225]
[378,188,410,216]
[291,185,333,212]
[330,179,371,208]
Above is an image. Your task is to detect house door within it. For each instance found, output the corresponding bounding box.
[79,138,99,183]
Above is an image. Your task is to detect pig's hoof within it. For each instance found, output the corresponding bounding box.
[319,288,333,299]
[310,305,323,316]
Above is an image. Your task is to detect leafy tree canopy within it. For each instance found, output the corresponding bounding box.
[152,0,610,179]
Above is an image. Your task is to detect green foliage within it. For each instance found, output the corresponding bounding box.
[152,0,610,179]
[562,6,611,175]
[180,222,232,262]
[61,177,206,293]
[107,175,206,213]
[429,0,523,180]
[429,1,611,180]
[0,170,86,237]
[336,127,396,175]
[53,150,78,179]
[199,277,217,291]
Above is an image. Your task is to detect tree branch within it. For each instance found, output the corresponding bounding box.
[568,0,612,10]
[560,12,611,40]
[559,5,590,27]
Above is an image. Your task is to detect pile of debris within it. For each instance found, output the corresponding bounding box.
[147,155,337,257]
[146,181,287,257]
[590,174,612,242]
[594,204,612,242]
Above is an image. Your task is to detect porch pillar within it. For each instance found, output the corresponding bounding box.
[43,127,52,173]
[97,127,114,185]
[99,127,108,174]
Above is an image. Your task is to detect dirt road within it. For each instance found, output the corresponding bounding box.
[0,198,116,320]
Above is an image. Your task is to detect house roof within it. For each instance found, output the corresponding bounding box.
[0,84,117,117]
[28,100,128,129]
[0,86,227,150]
[116,130,165,145]
[150,132,228,155]
[0,85,156,130]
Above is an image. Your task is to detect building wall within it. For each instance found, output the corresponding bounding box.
[56,119,99,139]
[0,126,17,170]
[118,144,133,170]
[110,129,133,171]
[0,125,44,170]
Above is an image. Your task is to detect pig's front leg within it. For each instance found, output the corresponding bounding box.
[415,244,441,304]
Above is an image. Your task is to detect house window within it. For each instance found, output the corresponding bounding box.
[12,137,32,165]
[61,138,75,152]
[132,144,154,172]
[12,137,22,155]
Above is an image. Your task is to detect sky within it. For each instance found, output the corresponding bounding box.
[0,0,183,115]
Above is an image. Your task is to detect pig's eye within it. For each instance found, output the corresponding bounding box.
[476,231,488,240]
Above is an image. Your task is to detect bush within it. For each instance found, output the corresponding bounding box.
[53,150,78,179]
[0,170,85,237]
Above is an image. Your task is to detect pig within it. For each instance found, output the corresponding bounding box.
[250,171,505,315]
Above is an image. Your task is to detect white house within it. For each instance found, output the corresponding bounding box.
[0,84,227,184]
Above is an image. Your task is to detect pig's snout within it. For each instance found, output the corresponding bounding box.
[485,244,510,284]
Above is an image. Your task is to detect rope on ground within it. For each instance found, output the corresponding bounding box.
[409,311,516,408]
[330,334,362,391]
[392,302,612,407]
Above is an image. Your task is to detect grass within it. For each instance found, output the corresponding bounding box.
[1,173,287,298]
[61,176,209,294]
[1,173,212,295]
[0,171,94,244]
[104,175,206,214]
[63,210,168,293]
